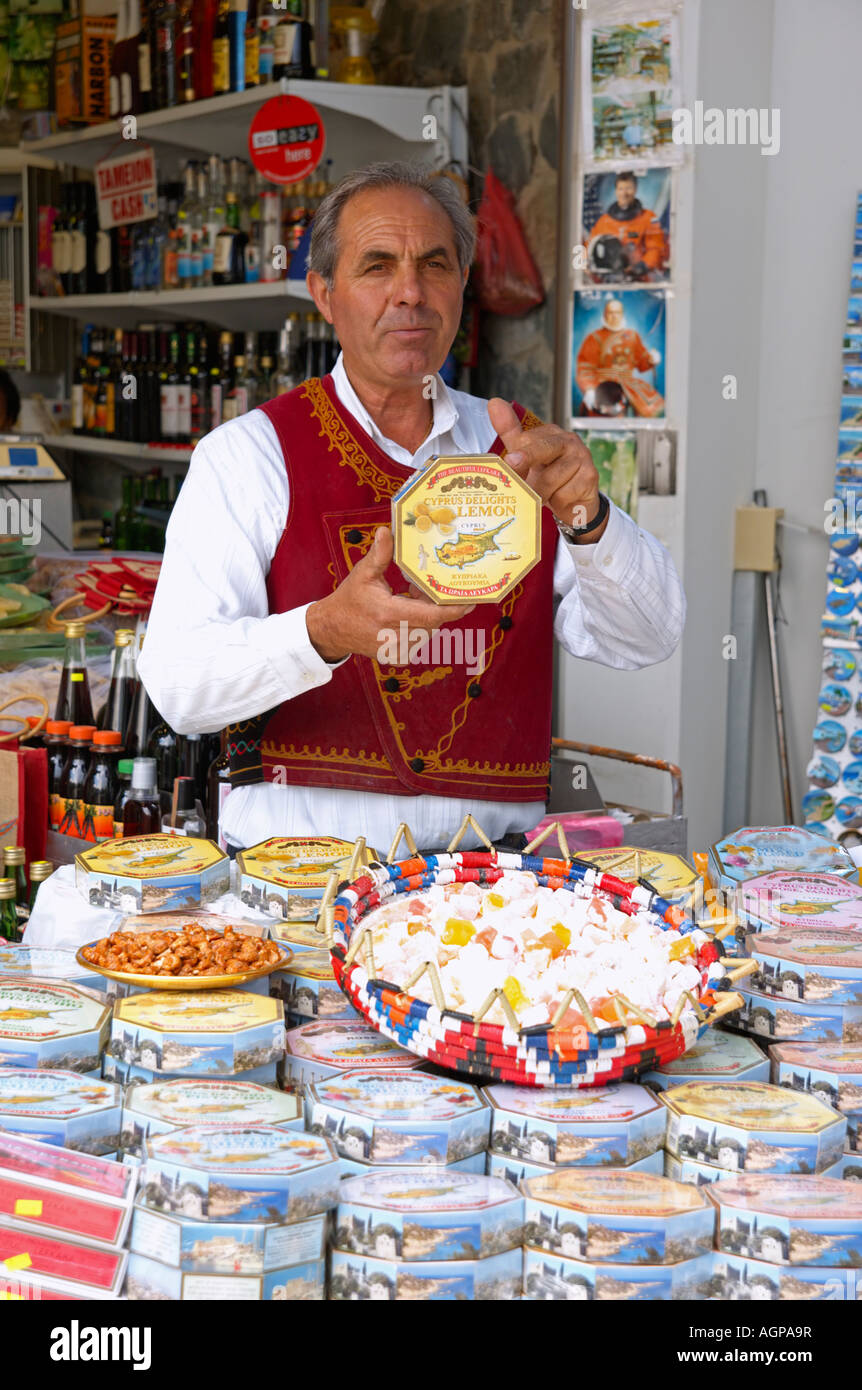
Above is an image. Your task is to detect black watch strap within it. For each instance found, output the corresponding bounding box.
[557,492,610,541]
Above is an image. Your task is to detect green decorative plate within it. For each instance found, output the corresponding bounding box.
[0,583,51,629]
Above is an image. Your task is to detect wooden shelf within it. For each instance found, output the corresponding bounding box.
[49,434,193,464]
[33,278,312,331]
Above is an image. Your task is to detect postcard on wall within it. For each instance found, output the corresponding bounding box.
[582,14,682,165]
[581,167,671,285]
[577,431,639,518]
[572,289,666,420]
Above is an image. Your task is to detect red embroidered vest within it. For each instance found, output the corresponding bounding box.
[256,375,559,802]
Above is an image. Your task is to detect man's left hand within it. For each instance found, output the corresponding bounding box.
[488,398,609,541]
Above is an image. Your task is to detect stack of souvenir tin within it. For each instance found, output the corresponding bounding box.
[104,989,286,1089]
[483,1082,666,1186]
[520,1169,714,1300]
[0,979,111,1076]
[707,1174,862,1300]
[569,848,702,913]
[282,1019,424,1091]
[0,1130,134,1299]
[120,1077,304,1158]
[305,1069,490,1177]
[270,949,362,1028]
[640,1028,769,1093]
[660,1080,846,1185]
[707,826,857,897]
[0,942,110,996]
[75,835,230,915]
[329,1169,524,1300]
[126,1125,340,1300]
[770,1042,862,1181]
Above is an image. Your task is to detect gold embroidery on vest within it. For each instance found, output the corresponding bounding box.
[302,379,401,503]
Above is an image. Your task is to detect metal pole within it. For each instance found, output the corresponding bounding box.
[754,488,795,824]
[552,0,578,429]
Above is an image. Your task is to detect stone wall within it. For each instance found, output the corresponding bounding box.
[373,0,563,421]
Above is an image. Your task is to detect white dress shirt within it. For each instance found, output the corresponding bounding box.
[139,355,685,851]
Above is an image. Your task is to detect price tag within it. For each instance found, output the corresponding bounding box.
[14,1200,43,1217]
[4,1253,32,1271]
[248,94,325,186]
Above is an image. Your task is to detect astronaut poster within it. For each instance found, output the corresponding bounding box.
[583,15,682,164]
[582,167,671,284]
[572,289,667,419]
[577,431,639,518]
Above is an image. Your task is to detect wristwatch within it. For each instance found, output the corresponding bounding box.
[556,492,610,542]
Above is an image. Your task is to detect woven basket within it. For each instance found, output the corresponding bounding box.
[329,850,751,1088]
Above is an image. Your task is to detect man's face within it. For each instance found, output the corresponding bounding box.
[615,179,636,209]
[309,186,466,387]
[605,301,625,330]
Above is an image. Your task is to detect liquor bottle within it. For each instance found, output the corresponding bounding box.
[223,349,245,422]
[179,731,207,805]
[212,191,247,285]
[46,720,73,831]
[163,776,205,836]
[56,726,96,838]
[55,622,96,725]
[122,0,142,112]
[50,186,71,295]
[153,0,178,109]
[122,758,162,836]
[310,0,328,78]
[3,847,29,909]
[68,183,87,295]
[113,760,134,837]
[70,327,90,434]
[194,0,216,100]
[205,729,231,845]
[244,175,262,284]
[97,628,137,732]
[201,156,224,289]
[114,476,135,548]
[138,0,154,112]
[114,224,133,293]
[244,0,259,86]
[162,184,181,288]
[177,162,200,290]
[209,333,229,430]
[260,180,281,282]
[28,861,54,911]
[302,311,316,379]
[229,0,247,91]
[123,650,160,760]
[131,220,150,290]
[257,1,275,82]
[176,332,193,442]
[0,881,18,943]
[176,0,195,101]
[94,211,112,292]
[149,717,180,801]
[258,346,273,402]
[110,0,129,118]
[212,0,230,95]
[190,331,211,443]
[271,315,299,394]
[238,332,260,408]
[272,0,313,80]
[81,730,123,842]
[160,330,181,441]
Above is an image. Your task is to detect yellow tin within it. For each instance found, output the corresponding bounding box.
[575,848,700,907]
[391,454,541,604]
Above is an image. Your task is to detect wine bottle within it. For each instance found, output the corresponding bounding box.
[176,0,195,101]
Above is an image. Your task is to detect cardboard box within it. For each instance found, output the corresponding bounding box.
[307,1069,490,1166]
[709,1249,855,1300]
[771,1043,862,1147]
[708,1173,862,1267]
[0,1219,126,1297]
[522,1169,713,1265]
[54,13,114,125]
[237,836,371,922]
[129,1197,325,1271]
[708,826,855,894]
[282,1020,423,1090]
[737,869,862,935]
[729,981,861,1045]
[0,1067,121,1154]
[270,949,359,1022]
[333,1170,522,1262]
[104,1054,280,1091]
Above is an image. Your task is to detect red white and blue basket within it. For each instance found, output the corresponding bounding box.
[328,849,752,1088]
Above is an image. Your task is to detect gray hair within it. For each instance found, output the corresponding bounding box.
[308,161,476,288]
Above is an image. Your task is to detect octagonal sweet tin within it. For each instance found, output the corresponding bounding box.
[141,1125,340,1223]
[121,1078,304,1157]
[129,1197,326,1273]
[640,1029,769,1092]
[707,1174,862,1267]
[709,827,856,893]
[0,944,106,995]
[270,950,359,1022]
[0,1067,121,1154]
[522,1169,714,1266]
[771,1043,862,1146]
[282,1021,424,1090]
[103,1055,279,1091]
[737,870,862,935]
[487,1148,664,1186]
[330,1246,522,1300]
[333,1169,522,1262]
[573,849,700,909]
[0,980,110,1072]
[521,1247,713,1301]
[307,1069,490,1167]
[269,920,330,955]
[709,1251,854,1301]
[238,837,373,922]
[391,452,541,605]
[730,980,862,1044]
[126,1250,325,1300]
[661,1080,847,1175]
[337,1151,486,1180]
[110,990,285,1077]
[749,928,862,1007]
[663,1152,846,1187]
[484,1082,665,1167]
[76,835,229,915]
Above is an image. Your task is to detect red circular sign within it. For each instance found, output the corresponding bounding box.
[248,94,326,186]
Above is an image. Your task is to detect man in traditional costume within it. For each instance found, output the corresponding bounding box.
[141,162,684,852]
[576,297,664,418]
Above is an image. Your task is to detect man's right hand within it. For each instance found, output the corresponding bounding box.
[305,525,475,664]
